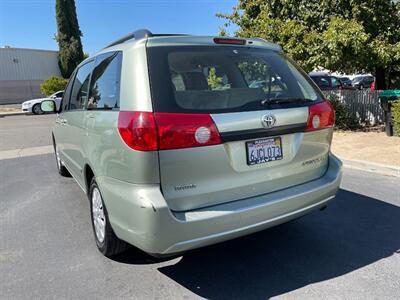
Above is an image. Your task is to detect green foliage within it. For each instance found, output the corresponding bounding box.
[326,94,360,130]
[40,76,68,96]
[391,100,400,136]
[217,0,400,87]
[55,0,84,78]
[207,68,224,89]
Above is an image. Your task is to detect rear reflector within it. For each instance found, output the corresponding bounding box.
[118,112,222,151]
[305,100,335,131]
[213,38,246,45]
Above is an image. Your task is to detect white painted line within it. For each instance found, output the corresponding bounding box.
[0,145,53,160]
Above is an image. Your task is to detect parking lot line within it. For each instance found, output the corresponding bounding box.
[0,145,53,160]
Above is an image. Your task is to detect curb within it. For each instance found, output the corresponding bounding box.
[0,112,27,117]
[341,158,400,177]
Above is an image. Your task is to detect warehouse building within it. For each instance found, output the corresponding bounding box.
[0,47,61,104]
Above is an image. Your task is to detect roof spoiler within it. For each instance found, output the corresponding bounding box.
[103,29,188,49]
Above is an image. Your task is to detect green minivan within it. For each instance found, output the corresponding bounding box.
[42,30,342,257]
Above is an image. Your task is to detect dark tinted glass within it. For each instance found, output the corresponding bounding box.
[311,76,330,88]
[331,77,341,87]
[62,71,76,112]
[69,61,93,110]
[148,46,322,113]
[88,52,122,110]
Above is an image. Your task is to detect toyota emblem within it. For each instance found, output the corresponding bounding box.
[261,114,276,128]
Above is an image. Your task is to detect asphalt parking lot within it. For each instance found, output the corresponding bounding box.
[1,114,400,299]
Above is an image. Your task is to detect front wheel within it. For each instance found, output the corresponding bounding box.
[32,103,43,115]
[89,178,129,256]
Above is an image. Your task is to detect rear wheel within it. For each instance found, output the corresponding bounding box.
[32,103,43,115]
[54,143,71,177]
[89,178,129,256]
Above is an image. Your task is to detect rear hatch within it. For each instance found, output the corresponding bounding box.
[147,41,334,212]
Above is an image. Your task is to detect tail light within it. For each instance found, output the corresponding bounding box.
[305,100,335,131]
[155,113,221,150]
[118,112,222,151]
[118,112,158,151]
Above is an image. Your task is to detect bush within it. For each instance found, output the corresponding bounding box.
[391,99,400,136]
[326,94,360,130]
[40,76,68,96]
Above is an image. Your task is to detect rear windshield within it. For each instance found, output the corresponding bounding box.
[147,46,322,113]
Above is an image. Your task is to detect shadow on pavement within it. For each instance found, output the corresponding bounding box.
[152,189,400,299]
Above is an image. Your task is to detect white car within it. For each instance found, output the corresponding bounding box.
[21,91,64,114]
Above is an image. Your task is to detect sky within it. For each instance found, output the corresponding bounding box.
[0,0,238,54]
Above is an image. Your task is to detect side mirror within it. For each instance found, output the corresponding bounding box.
[41,100,57,113]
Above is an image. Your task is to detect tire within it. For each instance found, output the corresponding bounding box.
[54,143,71,177]
[32,103,43,115]
[89,178,129,256]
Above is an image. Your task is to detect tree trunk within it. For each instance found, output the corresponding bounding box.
[375,67,387,90]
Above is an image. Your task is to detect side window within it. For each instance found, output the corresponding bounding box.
[69,61,94,110]
[62,71,76,112]
[331,77,341,88]
[55,91,64,98]
[171,72,185,91]
[314,76,330,88]
[88,52,122,110]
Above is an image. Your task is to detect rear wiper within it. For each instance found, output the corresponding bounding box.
[261,97,314,105]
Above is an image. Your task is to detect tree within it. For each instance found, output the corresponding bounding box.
[218,0,400,89]
[55,0,84,78]
[40,76,68,96]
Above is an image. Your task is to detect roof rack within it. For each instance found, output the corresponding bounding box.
[104,29,152,49]
[103,29,189,49]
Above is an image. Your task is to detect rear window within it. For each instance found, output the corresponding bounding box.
[147,46,322,113]
[311,76,331,88]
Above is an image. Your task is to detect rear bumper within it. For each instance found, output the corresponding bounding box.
[97,153,342,255]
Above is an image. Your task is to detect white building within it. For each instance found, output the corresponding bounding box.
[0,47,61,104]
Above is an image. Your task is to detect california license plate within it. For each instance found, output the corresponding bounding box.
[246,137,283,165]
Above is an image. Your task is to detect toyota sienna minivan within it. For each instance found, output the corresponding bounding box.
[41,30,342,257]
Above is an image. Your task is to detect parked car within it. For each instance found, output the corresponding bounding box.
[41,30,342,257]
[352,75,375,89]
[309,72,353,90]
[21,91,64,114]
[338,76,352,87]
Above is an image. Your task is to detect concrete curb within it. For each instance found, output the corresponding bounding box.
[341,158,400,177]
[0,111,27,117]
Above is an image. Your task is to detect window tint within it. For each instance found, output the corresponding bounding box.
[62,71,76,112]
[148,47,321,113]
[312,76,330,88]
[69,62,93,110]
[365,76,374,84]
[88,52,122,110]
[331,77,341,87]
[55,91,64,98]
[238,59,288,93]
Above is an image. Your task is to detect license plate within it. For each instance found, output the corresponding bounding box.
[246,137,283,165]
